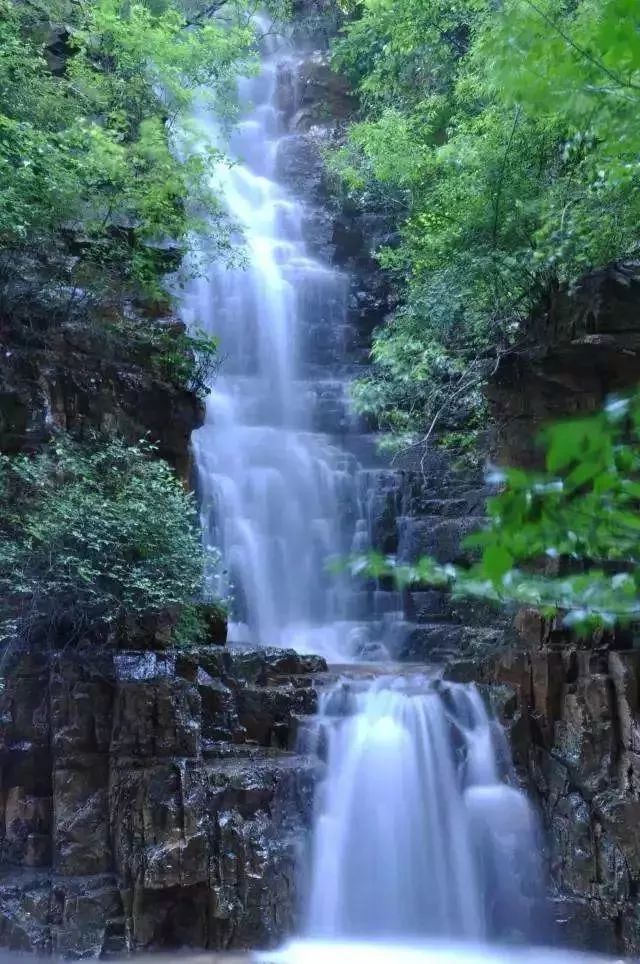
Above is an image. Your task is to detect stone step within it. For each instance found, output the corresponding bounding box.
[405,590,511,629]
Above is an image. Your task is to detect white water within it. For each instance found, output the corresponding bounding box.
[302,676,542,942]
[265,942,611,964]
[180,29,382,662]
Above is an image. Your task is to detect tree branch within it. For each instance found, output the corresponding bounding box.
[492,105,521,248]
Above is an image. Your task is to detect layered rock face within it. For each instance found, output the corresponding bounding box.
[351,449,511,664]
[476,264,640,955]
[0,295,203,477]
[0,639,323,956]
[480,621,640,955]
[488,262,640,467]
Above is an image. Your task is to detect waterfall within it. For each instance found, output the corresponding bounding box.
[180,27,378,662]
[180,22,550,962]
[302,676,542,943]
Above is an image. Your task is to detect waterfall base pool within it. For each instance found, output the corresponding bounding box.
[264,941,613,964]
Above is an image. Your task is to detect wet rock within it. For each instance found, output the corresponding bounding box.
[550,896,622,954]
[3,789,52,868]
[488,262,640,468]
[276,133,325,202]
[0,641,323,956]
[484,640,640,953]
[111,676,201,758]
[290,55,354,130]
[198,672,243,743]
[357,469,402,554]
[52,875,126,958]
[197,603,229,646]
[53,757,111,876]
[384,621,462,662]
[227,648,327,685]
[0,873,53,954]
[0,307,203,475]
[397,516,482,566]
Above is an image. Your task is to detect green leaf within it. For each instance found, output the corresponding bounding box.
[482,544,514,581]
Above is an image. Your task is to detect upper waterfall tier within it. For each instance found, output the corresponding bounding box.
[180,34,398,660]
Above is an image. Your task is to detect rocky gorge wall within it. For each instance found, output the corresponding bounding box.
[485,615,640,954]
[0,630,324,955]
[473,264,640,955]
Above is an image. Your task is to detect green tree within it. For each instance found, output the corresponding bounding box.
[0,435,217,643]
[0,0,257,301]
[332,0,640,450]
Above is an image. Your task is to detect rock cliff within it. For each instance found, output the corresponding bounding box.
[474,263,640,955]
[0,638,323,955]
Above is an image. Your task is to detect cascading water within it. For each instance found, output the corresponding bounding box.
[302,676,542,943]
[180,27,381,662]
[181,21,556,964]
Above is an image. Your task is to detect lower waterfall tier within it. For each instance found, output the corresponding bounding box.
[300,674,543,942]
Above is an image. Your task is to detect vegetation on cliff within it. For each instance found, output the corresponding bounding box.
[0,0,283,642]
[0,436,212,644]
[357,391,640,632]
[339,1,640,631]
[333,0,640,450]
[1,0,255,294]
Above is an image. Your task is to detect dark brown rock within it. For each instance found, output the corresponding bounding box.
[0,642,321,956]
[0,315,204,476]
[488,262,640,467]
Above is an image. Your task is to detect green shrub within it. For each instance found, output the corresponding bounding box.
[0,434,218,643]
[156,327,221,399]
[173,600,228,648]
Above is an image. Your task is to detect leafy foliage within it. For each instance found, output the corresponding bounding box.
[147,324,221,398]
[353,393,640,633]
[0,435,215,642]
[0,0,261,296]
[333,0,640,448]
[0,0,301,404]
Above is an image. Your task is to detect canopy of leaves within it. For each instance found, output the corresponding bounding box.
[353,393,640,633]
[0,435,214,643]
[0,0,264,298]
[332,0,640,448]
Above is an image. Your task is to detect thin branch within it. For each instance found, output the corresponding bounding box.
[186,1,230,27]
[390,360,489,480]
